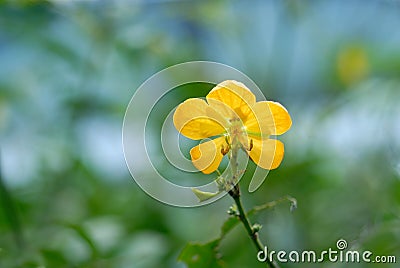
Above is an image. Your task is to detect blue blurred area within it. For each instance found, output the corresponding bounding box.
[0,1,399,267]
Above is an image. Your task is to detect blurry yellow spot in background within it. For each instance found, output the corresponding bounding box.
[337,45,369,86]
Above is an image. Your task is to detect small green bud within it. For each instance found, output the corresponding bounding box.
[227,204,238,216]
[252,223,262,233]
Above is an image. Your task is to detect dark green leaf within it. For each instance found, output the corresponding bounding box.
[220,216,239,239]
[41,249,68,267]
[178,240,224,268]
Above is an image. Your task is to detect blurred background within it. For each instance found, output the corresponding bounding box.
[1,0,400,267]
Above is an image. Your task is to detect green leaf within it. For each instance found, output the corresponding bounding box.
[248,195,297,216]
[177,215,238,267]
[41,248,68,267]
[178,240,224,268]
[220,216,239,239]
[0,154,24,249]
[191,188,220,202]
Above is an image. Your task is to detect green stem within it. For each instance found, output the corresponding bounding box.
[229,185,280,268]
[227,134,279,268]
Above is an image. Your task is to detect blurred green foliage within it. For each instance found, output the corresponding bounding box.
[1,0,400,267]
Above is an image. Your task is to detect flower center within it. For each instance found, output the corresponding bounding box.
[228,117,246,141]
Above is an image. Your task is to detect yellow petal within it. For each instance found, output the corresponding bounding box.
[268,101,292,135]
[248,138,284,170]
[244,102,273,138]
[245,101,291,137]
[206,80,256,121]
[173,98,228,140]
[190,136,227,174]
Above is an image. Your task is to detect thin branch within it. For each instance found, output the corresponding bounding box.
[229,184,280,268]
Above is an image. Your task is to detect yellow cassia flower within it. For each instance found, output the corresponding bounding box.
[173,80,292,174]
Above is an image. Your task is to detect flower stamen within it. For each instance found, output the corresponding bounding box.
[248,139,253,151]
[221,144,230,155]
[224,135,230,146]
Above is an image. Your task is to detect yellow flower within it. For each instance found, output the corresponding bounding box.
[173,80,291,174]
[337,45,369,85]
